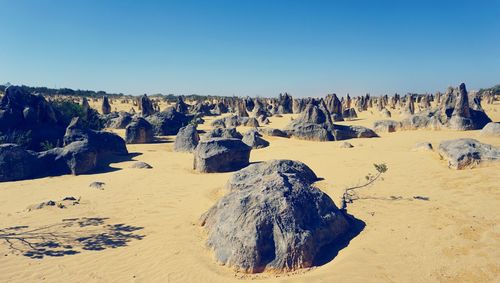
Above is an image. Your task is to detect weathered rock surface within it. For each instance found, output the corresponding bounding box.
[125,117,154,144]
[373,120,401,133]
[146,107,192,135]
[101,96,111,114]
[140,94,155,116]
[438,139,500,169]
[0,144,41,181]
[0,86,66,151]
[200,160,350,272]
[64,117,128,156]
[109,111,132,129]
[193,138,251,173]
[242,129,269,149]
[174,124,200,152]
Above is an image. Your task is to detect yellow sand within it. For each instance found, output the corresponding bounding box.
[0,102,499,283]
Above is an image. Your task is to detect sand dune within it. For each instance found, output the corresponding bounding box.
[0,103,499,282]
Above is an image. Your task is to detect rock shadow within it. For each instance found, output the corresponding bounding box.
[0,217,144,259]
[312,211,366,267]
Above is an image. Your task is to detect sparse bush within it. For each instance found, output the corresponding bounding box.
[341,163,388,210]
[51,100,103,130]
[40,140,56,151]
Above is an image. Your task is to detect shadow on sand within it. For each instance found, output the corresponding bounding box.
[0,217,144,259]
[312,211,366,267]
[91,152,142,174]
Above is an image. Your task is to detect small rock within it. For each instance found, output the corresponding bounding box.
[131,162,153,169]
[339,142,354,148]
[412,142,433,151]
[413,196,430,201]
[89,181,105,190]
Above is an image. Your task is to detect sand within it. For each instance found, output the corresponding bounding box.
[0,101,499,282]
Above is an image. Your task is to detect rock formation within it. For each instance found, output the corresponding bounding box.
[200,160,350,272]
[193,138,251,173]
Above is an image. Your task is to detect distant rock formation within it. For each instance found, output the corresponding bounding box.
[101,96,111,114]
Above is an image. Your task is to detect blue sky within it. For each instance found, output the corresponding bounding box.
[0,0,499,97]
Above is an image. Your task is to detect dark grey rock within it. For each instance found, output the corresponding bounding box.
[140,94,155,116]
[174,124,200,152]
[146,107,191,135]
[242,129,269,149]
[243,117,260,127]
[193,138,251,173]
[331,125,378,140]
[342,108,358,120]
[64,117,128,156]
[110,112,132,129]
[102,96,111,115]
[125,117,154,144]
[200,160,350,272]
[0,144,41,182]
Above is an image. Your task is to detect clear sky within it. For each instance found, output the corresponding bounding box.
[0,0,499,97]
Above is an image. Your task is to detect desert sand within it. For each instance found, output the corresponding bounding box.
[0,102,499,283]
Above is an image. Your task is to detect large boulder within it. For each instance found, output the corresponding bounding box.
[285,99,334,141]
[200,160,350,272]
[64,117,128,156]
[342,108,358,120]
[0,144,41,182]
[0,86,66,151]
[331,125,378,140]
[174,124,200,152]
[193,138,251,173]
[242,129,269,149]
[373,120,401,133]
[43,140,98,175]
[125,117,154,144]
[109,111,132,129]
[480,122,500,137]
[286,99,377,141]
[146,107,191,135]
[438,139,500,169]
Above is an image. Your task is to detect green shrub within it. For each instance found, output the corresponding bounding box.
[51,101,104,130]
